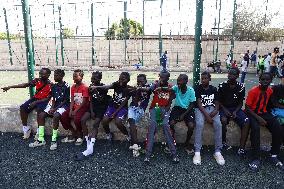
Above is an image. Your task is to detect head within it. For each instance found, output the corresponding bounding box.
[274,47,279,53]
[39,68,51,81]
[159,70,170,85]
[177,74,188,89]
[54,69,65,82]
[91,71,102,85]
[73,69,84,84]
[119,72,130,86]
[165,51,167,54]
[201,71,211,87]
[137,74,147,87]
[259,72,272,89]
[247,50,249,53]
[227,67,240,83]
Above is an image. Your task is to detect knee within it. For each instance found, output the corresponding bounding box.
[114,118,122,126]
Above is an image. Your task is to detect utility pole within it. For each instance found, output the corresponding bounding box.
[3,8,13,65]
[230,0,237,61]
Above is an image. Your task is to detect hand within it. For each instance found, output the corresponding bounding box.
[110,112,117,119]
[205,114,213,124]
[48,108,56,114]
[29,101,37,109]
[154,87,162,92]
[209,110,218,118]
[232,111,237,119]
[2,87,10,92]
[257,117,267,126]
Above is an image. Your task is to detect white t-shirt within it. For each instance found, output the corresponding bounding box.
[241,60,248,72]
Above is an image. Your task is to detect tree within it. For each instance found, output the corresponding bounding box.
[105,18,143,40]
[62,27,74,39]
[222,4,280,41]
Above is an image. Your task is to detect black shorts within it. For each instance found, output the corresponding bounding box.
[92,105,108,119]
[169,106,195,123]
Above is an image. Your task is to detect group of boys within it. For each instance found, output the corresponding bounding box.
[2,67,284,172]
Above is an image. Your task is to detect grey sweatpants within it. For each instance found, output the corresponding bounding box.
[145,108,177,157]
[194,106,223,153]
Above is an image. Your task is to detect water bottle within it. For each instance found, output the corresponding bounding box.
[155,103,162,126]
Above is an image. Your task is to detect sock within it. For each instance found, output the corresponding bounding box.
[22,125,30,133]
[85,136,90,148]
[83,138,96,156]
[36,128,39,135]
[51,129,58,142]
[195,152,200,155]
[271,155,277,158]
[38,126,45,142]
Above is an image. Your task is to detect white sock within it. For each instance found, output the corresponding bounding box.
[271,155,277,158]
[215,151,221,156]
[195,152,200,155]
[36,128,39,135]
[22,125,31,133]
[83,138,96,156]
[85,136,90,148]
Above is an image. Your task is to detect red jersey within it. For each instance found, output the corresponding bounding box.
[71,83,89,110]
[30,78,51,99]
[245,86,273,114]
[149,81,172,109]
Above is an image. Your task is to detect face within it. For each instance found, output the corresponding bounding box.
[259,74,271,88]
[159,73,170,85]
[275,48,279,53]
[73,72,83,84]
[177,76,187,88]
[54,72,63,82]
[91,73,101,84]
[39,69,50,81]
[201,74,210,86]
[137,76,146,87]
[228,70,239,82]
[119,74,129,86]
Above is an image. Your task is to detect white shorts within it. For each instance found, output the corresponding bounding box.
[44,104,67,115]
[128,106,144,124]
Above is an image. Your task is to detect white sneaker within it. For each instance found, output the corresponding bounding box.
[129,144,141,157]
[61,137,75,143]
[193,152,201,165]
[29,140,46,148]
[23,129,31,140]
[50,142,57,150]
[75,138,83,146]
[214,152,225,165]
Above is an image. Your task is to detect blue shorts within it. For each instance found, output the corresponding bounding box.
[128,106,144,124]
[104,105,128,120]
[219,107,248,128]
[20,98,49,114]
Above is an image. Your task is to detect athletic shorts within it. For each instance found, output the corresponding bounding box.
[91,105,108,119]
[20,98,49,114]
[219,107,249,128]
[44,104,68,115]
[169,106,195,123]
[128,106,144,124]
[104,105,128,120]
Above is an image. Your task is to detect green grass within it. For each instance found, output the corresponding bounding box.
[0,71,279,105]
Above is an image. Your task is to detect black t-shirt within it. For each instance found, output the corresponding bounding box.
[218,81,245,108]
[195,84,218,107]
[52,81,70,107]
[271,84,284,107]
[111,81,131,108]
[90,83,110,108]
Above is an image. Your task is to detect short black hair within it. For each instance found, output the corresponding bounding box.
[137,74,146,80]
[201,71,211,79]
[74,69,84,77]
[121,72,130,81]
[178,74,188,82]
[54,69,65,77]
[92,71,102,79]
[229,67,240,75]
[259,72,272,80]
[41,68,51,75]
[159,70,170,77]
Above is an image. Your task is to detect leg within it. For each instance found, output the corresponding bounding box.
[162,109,177,156]
[220,115,228,144]
[50,112,61,149]
[60,108,76,138]
[234,110,250,149]
[212,111,223,153]
[37,111,48,142]
[89,118,101,139]
[115,117,128,136]
[248,115,261,160]
[101,116,112,134]
[194,108,205,152]
[145,109,157,158]
[184,121,194,148]
[81,112,91,137]
[74,109,88,139]
[129,118,138,145]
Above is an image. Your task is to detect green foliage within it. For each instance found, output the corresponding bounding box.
[105,18,143,40]
[222,4,282,41]
[62,28,75,39]
[0,32,23,40]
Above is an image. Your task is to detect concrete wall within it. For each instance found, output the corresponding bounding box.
[0,105,272,147]
[0,39,282,69]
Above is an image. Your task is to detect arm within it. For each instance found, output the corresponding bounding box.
[245,104,267,126]
[210,100,220,118]
[164,90,174,113]
[89,84,113,91]
[29,96,51,109]
[2,82,30,92]
[197,98,213,123]
[179,102,195,121]
[73,97,88,114]
[69,95,74,117]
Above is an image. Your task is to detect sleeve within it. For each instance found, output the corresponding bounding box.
[149,82,157,92]
[189,88,196,102]
[217,83,224,103]
[29,78,38,87]
[172,85,178,94]
[194,86,201,99]
[82,85,89,98]
[213,86,219,101]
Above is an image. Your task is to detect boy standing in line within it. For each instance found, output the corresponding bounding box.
[245,72,284,172]
[218,68,250,156]
[169,74,196,155]
[29,69,70,150]
[193,71,225,166]
[2,68,52,139]
[60,69,89,145]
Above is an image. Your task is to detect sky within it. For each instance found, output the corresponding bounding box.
[0,0,283,37]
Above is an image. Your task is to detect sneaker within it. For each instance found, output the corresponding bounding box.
[50,142,57,151]
[23,129,31,140]
[129,144,141,157]
[237,148,246,158]
[144,157,150,163]
[172,156,180,164]
[249,159,261,172]
[61,137,75,143]
[185,146,195,155]
[222,143,232,151]
[214,152,225,165]
[75,138,83,146]
[193,153,201,165]
[270,156,284,172]
[29,140,46,148]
